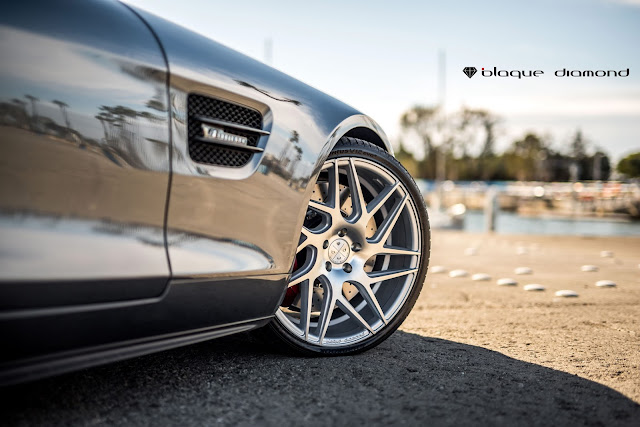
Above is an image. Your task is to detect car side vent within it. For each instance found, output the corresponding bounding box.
[187,94,268,167]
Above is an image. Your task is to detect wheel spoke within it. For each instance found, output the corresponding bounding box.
[369,195,407,244]
[374,245,419,257]
[330,159,340,210]
[336,296,374,333]
[299,280,313,340]
[289,272,310,287]
[297,227,312,252]
[365,181,399,220]
[347,159,367,220]
[289,243,317,287]
[315,284,336,344]
[368,267,417,283]
[349,281,387,325]
[339,187,351,209]
[308,199,333,216]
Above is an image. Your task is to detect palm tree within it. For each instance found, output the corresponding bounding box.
[24,94,40,130]
[24,94,39,118]
[52,99,71,128]
[95,109,114,142]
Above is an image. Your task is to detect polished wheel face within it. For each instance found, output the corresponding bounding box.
[275,156,422,348]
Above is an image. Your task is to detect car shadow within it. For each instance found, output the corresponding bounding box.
[1,330,638,426]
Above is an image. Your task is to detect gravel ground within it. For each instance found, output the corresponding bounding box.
[2,230,639,426]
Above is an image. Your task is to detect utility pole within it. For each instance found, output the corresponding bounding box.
[435,50,446,210]
[437,49,446,109]
[437,50,446,183]
[264,38,273,65]
[593,152,602,181]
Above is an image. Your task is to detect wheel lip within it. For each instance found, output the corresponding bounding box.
[274,155,424,348]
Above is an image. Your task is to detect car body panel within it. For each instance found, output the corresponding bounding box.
[0,1,171,300]
[133,7,392,279]
[0,0,394,384]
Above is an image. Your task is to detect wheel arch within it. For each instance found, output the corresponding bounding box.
[343,127,388,153]
[328,115,394,156]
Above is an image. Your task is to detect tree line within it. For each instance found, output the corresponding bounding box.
[395,105,619,181]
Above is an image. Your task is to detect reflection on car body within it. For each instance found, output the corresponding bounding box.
[0,0,427,385]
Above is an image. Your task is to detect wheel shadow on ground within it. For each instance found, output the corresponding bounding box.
[2,330,639,426]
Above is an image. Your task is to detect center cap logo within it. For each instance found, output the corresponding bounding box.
[328,239,350,264]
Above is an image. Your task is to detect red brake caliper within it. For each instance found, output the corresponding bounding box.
[281,258,299,307]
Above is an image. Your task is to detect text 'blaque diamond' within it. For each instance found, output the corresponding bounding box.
[463,67,477,78]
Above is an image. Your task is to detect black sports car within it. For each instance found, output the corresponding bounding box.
[0,0,430,385]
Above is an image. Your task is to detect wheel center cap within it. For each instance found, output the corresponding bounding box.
[328,238,350,264]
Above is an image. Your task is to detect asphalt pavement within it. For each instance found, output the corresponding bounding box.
[3,231,640,426]
[2,330,639,426]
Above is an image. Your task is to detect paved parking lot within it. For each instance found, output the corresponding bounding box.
[3,231,639,426]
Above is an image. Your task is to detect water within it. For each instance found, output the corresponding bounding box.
[464,210,640,237]
[416,180,510,193]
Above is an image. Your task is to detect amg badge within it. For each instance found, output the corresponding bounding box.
[201,124,249,146]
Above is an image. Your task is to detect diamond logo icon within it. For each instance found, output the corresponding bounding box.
[463,67,477,79]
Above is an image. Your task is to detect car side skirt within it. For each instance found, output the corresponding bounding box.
[0,316,271,386]
[0,274,288,385]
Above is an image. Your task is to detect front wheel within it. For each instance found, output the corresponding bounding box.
[269,137,430,355]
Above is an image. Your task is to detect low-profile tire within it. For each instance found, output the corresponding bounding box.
[266,137,430,355]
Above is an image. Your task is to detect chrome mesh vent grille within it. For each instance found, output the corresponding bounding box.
[187,94,263,167]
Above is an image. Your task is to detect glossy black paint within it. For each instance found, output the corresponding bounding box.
[1,275,286,363]
[1,316,273,386]
[0,0,393,384]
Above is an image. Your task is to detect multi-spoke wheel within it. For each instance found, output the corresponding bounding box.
[270,137,430,354]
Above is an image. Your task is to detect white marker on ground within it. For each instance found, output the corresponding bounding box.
[555,290,579,297]
[497,278,518,286]
[449,269,469,278]
[472,273,491,281]
[430,266,447,274]
[600,251,614,258]
[581,265,599,272]
[515,267,533,275]
[595,280,616,288]
[523,284,546,291]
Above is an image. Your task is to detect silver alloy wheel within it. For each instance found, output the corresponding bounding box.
[275,157,422,347]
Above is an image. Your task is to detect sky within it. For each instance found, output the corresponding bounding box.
[124,0,640,161]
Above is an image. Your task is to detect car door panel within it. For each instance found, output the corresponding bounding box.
[0,0,172,306]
